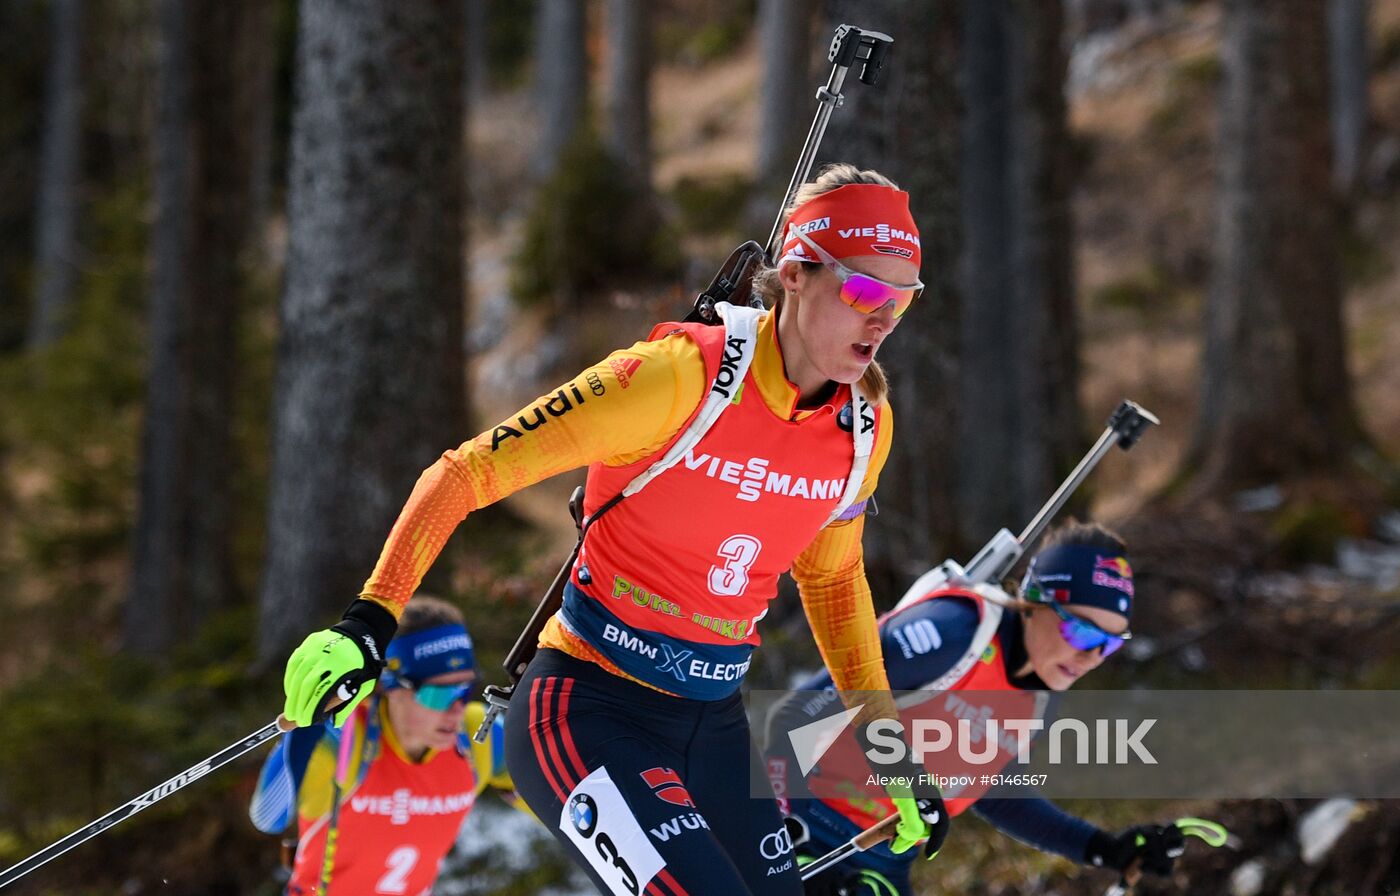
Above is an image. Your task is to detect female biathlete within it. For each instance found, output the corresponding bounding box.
[766,521,1189,896]
[279,164,946,894]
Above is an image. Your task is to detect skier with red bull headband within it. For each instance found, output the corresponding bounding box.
[278,164,947,894]
[766,521,1189,896]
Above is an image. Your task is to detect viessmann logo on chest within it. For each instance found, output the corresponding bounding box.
[681,449,844,503]
[351,787,476,825]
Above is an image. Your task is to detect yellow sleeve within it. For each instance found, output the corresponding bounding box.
[296,724,368,821]
[790,403,898,724]
[463,702,535,817]
[360,333,707,616]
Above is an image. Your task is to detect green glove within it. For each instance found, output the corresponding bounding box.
[889,795,927,855]
[888,795,948,858]
[282,600,397,727]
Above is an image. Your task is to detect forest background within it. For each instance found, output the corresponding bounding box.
[2,0,1399,893]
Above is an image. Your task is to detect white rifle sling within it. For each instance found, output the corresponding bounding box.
[825,383,873,526]
[619,302,763,498]
[615,301,872,526]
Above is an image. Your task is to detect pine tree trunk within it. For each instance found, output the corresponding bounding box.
[957,0,1020,546]
[815,0,965,594]
[534,0,588,178]
[956,0,1080,547]
[604,0,652,186]
[1194,0,1360,492]
[256,0,468,660]
[241,0,277,261]
[1011,0,1081,505]
[755,0,816,208]
[466,0,489,103]
[125,0,271,654]
[1327,0,1369,194]
[27,0,84,350]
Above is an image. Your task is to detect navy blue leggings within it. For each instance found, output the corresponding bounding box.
[503,649,803,896]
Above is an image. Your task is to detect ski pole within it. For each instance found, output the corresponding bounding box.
[799,812,901,882]
[316,706,361,896]
[0,717,293,889]
[1102,817,1229,896]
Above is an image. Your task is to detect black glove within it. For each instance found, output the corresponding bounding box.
[916,795,950,858]
[330,599,397,674]
[1085,823,1185,876]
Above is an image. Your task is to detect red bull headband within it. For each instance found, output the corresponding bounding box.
[1021,543,1134,620]
[778,183,921,269]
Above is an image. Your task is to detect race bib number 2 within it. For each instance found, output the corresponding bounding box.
[561,767,666,895]
[375,845,419,894]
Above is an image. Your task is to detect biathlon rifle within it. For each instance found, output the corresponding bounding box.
[474,24,896,743]
[800,399,1159,879]
[892,399,1159,609]
[686,24,893,324]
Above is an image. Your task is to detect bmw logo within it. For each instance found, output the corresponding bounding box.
[568,793,597,837]
[837,401,854,432]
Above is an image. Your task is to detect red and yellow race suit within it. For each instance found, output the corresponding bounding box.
[359,308,897,711]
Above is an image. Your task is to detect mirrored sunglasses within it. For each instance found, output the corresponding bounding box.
[389,674,475,711]
[1025,583,1131,657]
[792,229,923,319]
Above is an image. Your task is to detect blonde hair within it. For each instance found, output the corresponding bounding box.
[753,163,903,405]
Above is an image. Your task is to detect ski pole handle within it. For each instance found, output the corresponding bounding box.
[852,812,901,850]
[473,683,513,744]
[277,681,353,731]
[798,812,900,882]
[1103,859,1142,896]
[1100,817,1228,896]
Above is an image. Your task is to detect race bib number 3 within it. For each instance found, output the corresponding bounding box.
[560,767,666,895]
[707,534,762,597]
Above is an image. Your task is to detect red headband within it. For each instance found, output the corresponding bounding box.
[779,183,921,270]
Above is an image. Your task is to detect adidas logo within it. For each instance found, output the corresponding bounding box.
[609,356,643,389]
